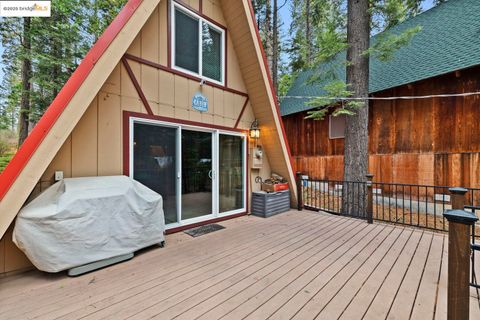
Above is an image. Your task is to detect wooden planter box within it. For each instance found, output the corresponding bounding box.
[261,182,289,193]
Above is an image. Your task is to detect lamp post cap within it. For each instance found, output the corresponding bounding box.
[443,209,478,224]
[449,187,468,195]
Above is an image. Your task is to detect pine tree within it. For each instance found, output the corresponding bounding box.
[0,0,127,146]
[342,0,370,214]
[252,0,283,92]
[18,17,32,146]
[303,0,428,213]
[0,18,22,132]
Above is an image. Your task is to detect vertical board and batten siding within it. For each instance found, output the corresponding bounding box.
[39,0,263,195]
[220,0,294,186]
[0,0,277,275]
[0,0,162,276]
[283,66,480,189]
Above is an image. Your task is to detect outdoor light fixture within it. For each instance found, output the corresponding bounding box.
[249,119,261,139]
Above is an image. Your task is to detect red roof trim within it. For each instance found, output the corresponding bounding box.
[246,0,293,162]
[0,0,144,200]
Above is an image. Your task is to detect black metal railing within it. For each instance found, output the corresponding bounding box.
[296,173,480,294]
[297,174,480,234]
[299,178,369,219]
[469,206,480,290]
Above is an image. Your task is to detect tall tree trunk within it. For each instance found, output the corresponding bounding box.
[264,0,273,70]
[18,17,31,146]
[272,0,278,92]
[305,0,312,64]
[52,11,62,98]
[342,0,370,215]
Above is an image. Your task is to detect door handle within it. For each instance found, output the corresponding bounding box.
[208,170,213,179]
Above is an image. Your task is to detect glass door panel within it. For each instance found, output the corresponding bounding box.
[181,130,213,220]
[219,134,245,213]
[133,123,178,224]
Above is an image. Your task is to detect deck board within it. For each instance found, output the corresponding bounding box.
[210,218,368,320]
[317,227,411,320]
[0,210,479,320]
[74,215,338,320]
[11,213,328,319]
[386,231,434,319]
[338,228,414,320]
[292,226,403,320]
[410,234,444,319]
[244,222,384,320]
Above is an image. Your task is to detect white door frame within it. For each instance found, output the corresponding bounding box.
[129,117,247,229]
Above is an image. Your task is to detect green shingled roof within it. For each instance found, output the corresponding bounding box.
[280,0,480,116]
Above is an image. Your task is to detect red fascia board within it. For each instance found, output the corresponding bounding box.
[246,0,293,161]
[0,0,144,201]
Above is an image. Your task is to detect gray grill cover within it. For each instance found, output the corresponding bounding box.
[13,176,165,273]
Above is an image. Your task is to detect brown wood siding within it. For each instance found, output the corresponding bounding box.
[283,66,480,188]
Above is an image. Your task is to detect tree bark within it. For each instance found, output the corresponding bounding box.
[305,0,312,64]
[18,17,31,146]
[272,0,278,92]
[343,0,370,215]
[52,11,61,98]
[264,0,273,71]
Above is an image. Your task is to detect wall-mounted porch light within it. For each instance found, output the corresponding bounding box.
[249,119,261,139]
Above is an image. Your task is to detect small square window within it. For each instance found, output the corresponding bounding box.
[329,114,346,139]
[174,9,199,73]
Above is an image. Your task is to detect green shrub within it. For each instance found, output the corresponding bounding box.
[0,130,17,171]
[0,152,14,173]
[0,129,16,146]
[0,140,9,157]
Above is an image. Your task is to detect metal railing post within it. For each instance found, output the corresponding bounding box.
[366,174,374,224]
[444,187,478,320]
[296,172,303,211]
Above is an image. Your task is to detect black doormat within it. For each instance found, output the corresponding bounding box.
[184,224,225,237]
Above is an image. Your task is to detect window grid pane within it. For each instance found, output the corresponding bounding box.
[202,23,222,82]
[175,9,199,73]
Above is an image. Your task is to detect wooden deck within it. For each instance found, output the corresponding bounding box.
[1,210,480,320]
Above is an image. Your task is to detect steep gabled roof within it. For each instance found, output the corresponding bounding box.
[0,0,160,238]
[0,0,296,238]
[281,0,480,116]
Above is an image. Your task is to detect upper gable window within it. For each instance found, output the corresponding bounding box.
[172,3,225,84]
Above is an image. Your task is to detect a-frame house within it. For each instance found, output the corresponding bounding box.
[0,0,296,275]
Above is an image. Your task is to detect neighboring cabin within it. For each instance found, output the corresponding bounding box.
[281,0,480,189]
[0,0,295,276]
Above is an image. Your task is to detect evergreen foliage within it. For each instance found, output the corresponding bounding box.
[0,0,452,149]
[0,0,127,147]
[301,0,428,120]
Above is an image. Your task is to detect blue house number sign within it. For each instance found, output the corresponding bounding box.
[192,92,208,112]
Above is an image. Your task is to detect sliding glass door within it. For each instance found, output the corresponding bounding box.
[130,118,246,228]
[218,134,245,214]
[181,130,213,221]
[133,123,178,225]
